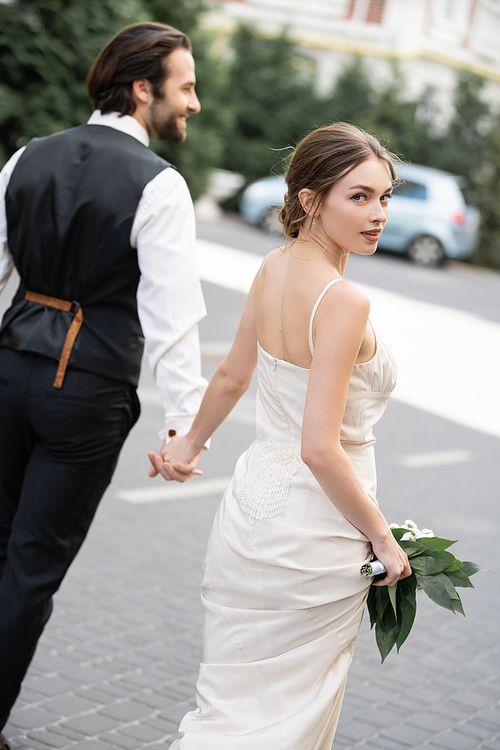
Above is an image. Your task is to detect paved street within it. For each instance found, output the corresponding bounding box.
[2,215,500,750]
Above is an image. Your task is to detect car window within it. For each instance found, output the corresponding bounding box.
[393,180,427,200]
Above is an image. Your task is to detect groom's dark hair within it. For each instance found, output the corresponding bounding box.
[87,22,191,116]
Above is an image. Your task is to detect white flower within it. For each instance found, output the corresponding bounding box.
[404,520,418,530]
[390,520,435,541]
[401,532,415,541]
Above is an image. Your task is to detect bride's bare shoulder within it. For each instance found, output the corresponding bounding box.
[263,246,287,266]
[256,246,288,280]
[310,278,370,322]
[335,278,369,304]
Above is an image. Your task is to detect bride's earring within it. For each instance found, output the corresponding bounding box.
[312,215,316,227]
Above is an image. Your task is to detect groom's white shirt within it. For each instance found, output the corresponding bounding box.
[0,110,207,440]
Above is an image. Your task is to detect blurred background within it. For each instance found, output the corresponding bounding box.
[1,0,500,268]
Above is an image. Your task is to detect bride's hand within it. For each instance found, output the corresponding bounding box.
[370,532,412,587]
[148,435,203,482]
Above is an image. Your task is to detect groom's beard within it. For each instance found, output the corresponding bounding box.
[149,97,186,143]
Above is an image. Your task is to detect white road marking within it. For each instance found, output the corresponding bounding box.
[360,283,500,440]
[196,239,500,440]
[399,449,474,468]
[196,239,262,293]
[117,476,231,504]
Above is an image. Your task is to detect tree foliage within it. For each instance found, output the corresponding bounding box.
[219,25,322,183]
[370,68,437,165]
[473,114,500,269]
[0,0,145,161]
[323,55,375,130]
[0,0,227,199]
[432,71,490,180]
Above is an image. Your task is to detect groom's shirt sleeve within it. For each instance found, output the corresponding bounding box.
[131,166,208,442]
[0,147,26,295]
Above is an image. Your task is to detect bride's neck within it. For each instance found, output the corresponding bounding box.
[292,230,348,277]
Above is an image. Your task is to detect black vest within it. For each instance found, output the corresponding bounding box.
[1,124,170,386]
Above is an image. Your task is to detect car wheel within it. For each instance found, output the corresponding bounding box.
[261,206,283,235]
[407,235,446,267]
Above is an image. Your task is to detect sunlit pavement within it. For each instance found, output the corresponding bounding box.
[3,216,500,750]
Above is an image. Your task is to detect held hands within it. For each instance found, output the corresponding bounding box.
[148,435,203,483]
[371,531,412,588]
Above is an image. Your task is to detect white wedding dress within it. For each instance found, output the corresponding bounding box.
[170,279,397,750]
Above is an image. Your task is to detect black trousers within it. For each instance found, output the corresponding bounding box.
[0,348,140,730]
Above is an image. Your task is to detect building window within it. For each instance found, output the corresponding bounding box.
[366,0,386,23]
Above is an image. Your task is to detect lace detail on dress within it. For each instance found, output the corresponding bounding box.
[237,437,303,520]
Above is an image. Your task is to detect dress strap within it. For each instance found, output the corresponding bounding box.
[308,278,345,356]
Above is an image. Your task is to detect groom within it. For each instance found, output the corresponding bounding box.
[0,22,207,747]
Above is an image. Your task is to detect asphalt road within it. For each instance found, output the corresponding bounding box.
[2,216,499,749]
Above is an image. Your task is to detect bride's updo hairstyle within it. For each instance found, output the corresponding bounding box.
[279,123,397,240]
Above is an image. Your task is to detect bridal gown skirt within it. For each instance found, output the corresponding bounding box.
[170,444,373,750]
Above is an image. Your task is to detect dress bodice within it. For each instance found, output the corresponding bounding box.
[255,336,396,451]
[256,276,396,455]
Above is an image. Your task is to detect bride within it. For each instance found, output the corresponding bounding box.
[149,122,412,749]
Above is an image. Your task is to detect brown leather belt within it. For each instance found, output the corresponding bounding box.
[25,291,84,389]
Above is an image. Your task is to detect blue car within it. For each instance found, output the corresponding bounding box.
[239,164,480,267]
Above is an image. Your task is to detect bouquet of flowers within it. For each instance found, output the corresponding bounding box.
[361,520,486,663]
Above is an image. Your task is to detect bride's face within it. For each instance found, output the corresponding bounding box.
[305,157,393,256]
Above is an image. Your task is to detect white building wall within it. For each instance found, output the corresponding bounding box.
[204,0,500,120]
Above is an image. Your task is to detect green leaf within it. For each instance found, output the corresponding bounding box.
[460,561,488,577]
[416,572,460,612]
[368,586,394,630]
[380,600,398,633]
[391,527,407,542]
[450,594,465,616]
[437,572,461,600]
[410,555,448,576]
[388,583,398,618]
[446,570,475,589]
[432,550,463,572]
[375,586,391,622]
[396,589,417,651]
[416,537,457,552]
[400,574,418,609]
[375,619,398,663]
[366,587,379,628]
[443,559,463,573]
